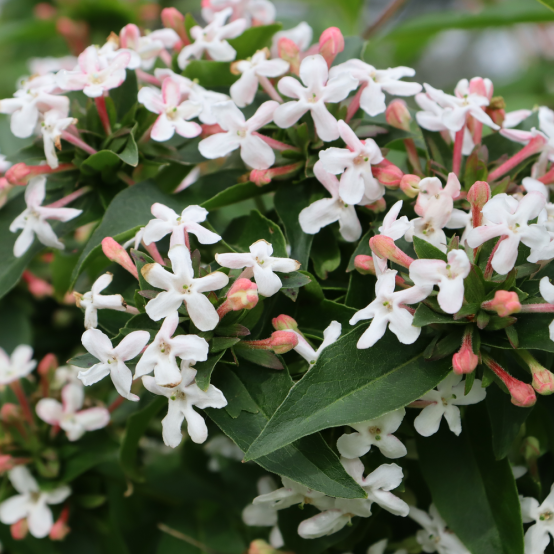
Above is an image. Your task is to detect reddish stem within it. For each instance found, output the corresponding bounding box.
[108,396,125,413]
[538,164,554,185]
[136,69,162,86]
[258,76,283,103]
[472,120,483,145]
[345,83,367,123]
[159,49,173,67]
[60,131,97,155]
[10,381,34,427]
[252,132,300,152]
[452,126,465,176]
[519,303,554,313]
[45,186,91,209]
[483,235,507,280]
[143,241,165,265]
[404,138,424,176]
[95,96,112,135]
[488,135,547,182]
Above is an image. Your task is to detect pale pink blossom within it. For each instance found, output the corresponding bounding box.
[119,24,180,70]
[202,0,276,26]
[0,345,36,386]
[521,486,554,554]
[271,22,313,57]
[41,110,77,169]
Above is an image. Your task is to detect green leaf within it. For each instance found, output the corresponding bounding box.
[195,351,226,391]
[119,396,166,482]
[182,61,237,88]
[66,353,99,368]
[464,265,487,304]
[514,314,554,352]
[80,150,121,176]
[311,226,341,279]
[417,404,524,554]
[278,271,312,289]
[116,131,139,167]
[274,178,314,270]
[216,368,260,418]
[486,384,532,460]
[413,304,464,327]
[234,344,284,369]
[538,0,554,11]
[110,69,138,120]
[207,362,366,498]
[211,337,241,352]
[228,23,282,59]
[244,326,451,460]
[347,229,372,272]
[233,210,288,257]
[413,236,447,261]
[201,180,275,211]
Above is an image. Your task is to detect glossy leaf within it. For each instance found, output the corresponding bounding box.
[413,236,447,261]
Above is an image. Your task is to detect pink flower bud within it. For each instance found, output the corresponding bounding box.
[101,237,139,279]
[38,353,58,376]
[6,162,76,186]
[201,123,224,137]
[354,255,376,275]
[483,355,536,408]
[386,99,412,131]
[487,107,505,128]
[34,2,57,19]
[50,506,70,540]
[469,77,490,99]
[269,330,299,354]
[248,540,281,554]
[481,290,521,318]
[369,235,414,269]
[272,314,299,331]
[250,162,303,186]
[467,180,490,229]
[278,37,301,75]
[227,279,259,311]
[1,403,22,423]
[11,519,29,540]
[56,17,89,56]
[318,27,344,68]
[517,350,554,396]
[400,174,421,198]
[22,270,54,298]
[372,159,404,187]
[364,198,387,213]
[161,7,189,46]
[452,330,478,375]
[0,455,17,474]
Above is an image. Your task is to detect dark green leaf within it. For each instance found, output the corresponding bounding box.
[228,23,282,58]
[413,304,464,326]
[244,326,451,460]
[66,353,100,368]
[464,265,487,303]
[201,180,275,211]
[234,344,284,369]
[232,209,288,257]
[413,236,447,261]
[211,337,241,352]
[514,314,554,352]
[182,61,237,88]
[195,351,226,391]
[278,271,312,289]
[311,226,341,279]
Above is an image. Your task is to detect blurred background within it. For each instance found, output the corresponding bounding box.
[1,0,554,154]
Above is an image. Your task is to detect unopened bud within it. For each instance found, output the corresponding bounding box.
[227,279,259,311]
[468,76,490,99]
[56,17,89,56]
[34,2,57,19]
[517,350,554,395]
[278,37,301,74]
[101,237,139,279]
[1,403,22,423]
[354,255,376,275]
[386,99,412,131]
[161,7,189,46]
[318,27,344,68]
[400,174,421,198]
[369,235,414,269]
[11,518,29,540]
[50,506,70,540]
[22,270,54,298]
[487,107,505,128]
[38,353,58,376]
[5,163,31,186]
[482,354,536,408]
[269,330,299,354]
[452,329,478,375]
[372,159,404,187]
[201,123,224,137]
[365,198,387,213]
[0,455,17,474]
[467,180,491,229]
[250,162,303,186]
[248,540,280,554]
[481,290,521,318]
[272,314,299,331]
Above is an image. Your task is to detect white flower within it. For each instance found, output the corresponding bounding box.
[539,277,554,343]
[0,466,70,539]
[10,176,82,257]
[53,365,81,388]
[204,435,243,471]
[142,361,227,446]
[134,312,209,387]
[0,345,36,386]
[409,249,471,314]
[177,8,247,67]
[198,100,279,170]
[367,539,408,554]
[299,458,408,539]
[350,270,431,349]
[330,59,422,116]
[298,160,363,242]
[56,45,132,98]
[414,372,486,437]
[155,69,230,125]
[142,203,221,248]
[215,239,300,297]
[414,174,461,216]
[466,192,546,275]
[274,54,358,142]
[230,48,289,107]
[337,408,407,459]
[119,24,180,70]
[79,328,150,401]
[379,200,411,240]
[29,56,78,75]
[409,504,470,554]
[202,0,276,26]
[270,22,313,57]
[283,320,341,366]
[0,75,69,139]
[74,273,127,330]
[41,109,76,169]
[319,120,384,204]
[36,383,110,441]
[521,485,554,554]
[142,245,229,331]
[138,79,202,142]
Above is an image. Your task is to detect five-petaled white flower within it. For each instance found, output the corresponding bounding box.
[79,328,150,401]
[10,176,82,257]
[350,270,431,349]
[215,239,300,297]
[198,100,279,169]
[143,203,221,248]
[337,408,407,459]
[409,249,471,314]
[142,361,227,447]
[299,160,363,242]
[41,109,77,169]
[282,320,341,366]
[56,45,132,98]
[274,54,358,142]
[119,24,180,70]
[138,78,202,142]
[319,120,384,205]
[414,372,486,437]
[142,245,229,330]
[379,200,411,240]
[0,345,36,386]
[0,466,71,539]
[203,0,276,26]
[466,192,546,275]
[521,485,554,554]
[230,48,289,107]
[330,59,422,117]
[134,312,209,387]
[36,383,110,441]
[74,272,127,330]
[177,8,247,67]
[409,504,470,554]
